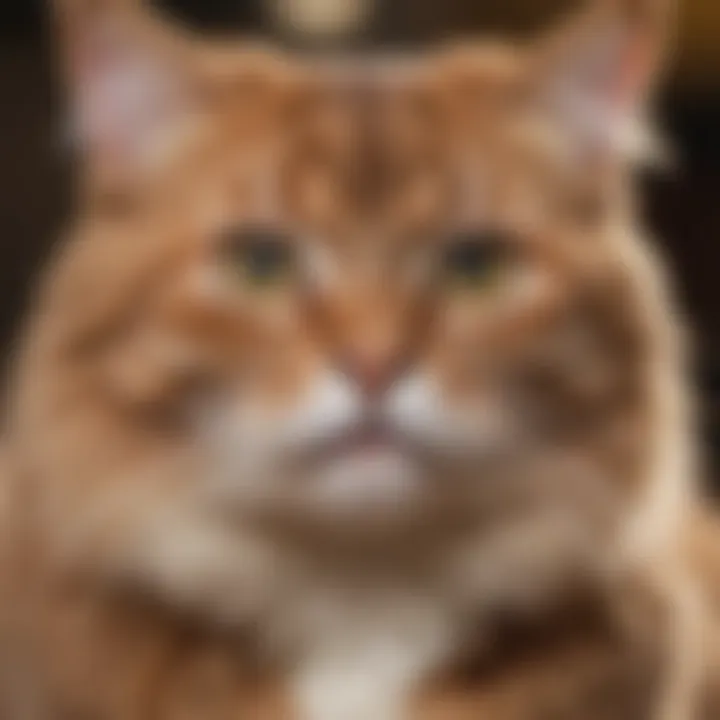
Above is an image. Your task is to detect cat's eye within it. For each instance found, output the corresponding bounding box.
[441,232,511,291]
[221,227,296,288]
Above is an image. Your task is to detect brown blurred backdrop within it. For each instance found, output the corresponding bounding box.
[0,0,719,473]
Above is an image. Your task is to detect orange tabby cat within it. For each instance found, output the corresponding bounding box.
[1,0,719,718]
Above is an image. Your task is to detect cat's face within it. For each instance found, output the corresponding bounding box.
[153,63,614,524]
[182,65,565,523]
[24,0,670,555]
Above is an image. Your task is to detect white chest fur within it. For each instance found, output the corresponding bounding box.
[288,590,460,720]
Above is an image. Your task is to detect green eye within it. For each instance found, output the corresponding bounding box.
[442,232,509,290]
[223,228,295,287]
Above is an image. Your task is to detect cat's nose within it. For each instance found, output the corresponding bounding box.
[339,341,406,400]
[300,281,424,400]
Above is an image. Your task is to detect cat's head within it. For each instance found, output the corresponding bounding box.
[15,0,684,584]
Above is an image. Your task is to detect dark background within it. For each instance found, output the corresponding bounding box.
[1,0,719,472]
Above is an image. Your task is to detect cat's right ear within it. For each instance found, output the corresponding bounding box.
[532,0,675,165]
[53,0,206,194]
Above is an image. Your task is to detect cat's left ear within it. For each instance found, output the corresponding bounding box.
[54,0,207,192]
[534,0,674,162]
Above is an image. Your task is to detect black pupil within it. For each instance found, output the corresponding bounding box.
[229,230,292,280]
[444,234,505,280]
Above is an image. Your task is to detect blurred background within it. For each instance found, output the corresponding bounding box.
[0,0,718,475]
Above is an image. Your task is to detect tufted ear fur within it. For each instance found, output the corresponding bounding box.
[53,0,209,193]
[534,0,674,164]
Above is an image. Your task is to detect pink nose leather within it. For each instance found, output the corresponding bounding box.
[340,344,404,399]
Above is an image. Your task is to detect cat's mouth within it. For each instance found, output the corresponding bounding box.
[293,417,424,510]
[303,417,415,466]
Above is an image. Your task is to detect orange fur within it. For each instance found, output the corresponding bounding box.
[1,0,719,718]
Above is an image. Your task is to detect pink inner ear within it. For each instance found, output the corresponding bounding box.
[70,19,188,170]
[541,12,663,163]
[609,32,655,109]
[570,23,646,109]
